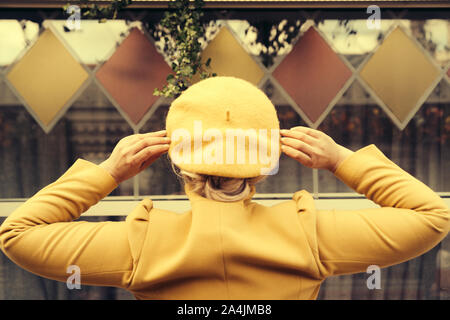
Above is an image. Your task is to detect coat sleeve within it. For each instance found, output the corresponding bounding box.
[0,159,134,288]
[312,144,450,278]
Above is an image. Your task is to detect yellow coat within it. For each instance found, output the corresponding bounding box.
[0,144,449,299]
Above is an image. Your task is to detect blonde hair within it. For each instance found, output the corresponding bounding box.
[171,163,266,202]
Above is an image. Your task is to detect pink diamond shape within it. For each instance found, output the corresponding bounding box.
[96,28,172,125]
[273,27,352,124]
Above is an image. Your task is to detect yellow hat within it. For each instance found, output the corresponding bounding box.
[165,76,280,178]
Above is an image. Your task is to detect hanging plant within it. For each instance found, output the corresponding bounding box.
[152,0,216,98]
[64,0,215,98]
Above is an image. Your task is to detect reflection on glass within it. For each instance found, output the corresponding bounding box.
[400,19,449,68]
[317,79,450,193]
[0,81,134,198]
[257,80,313,194]
[139,104,184,196]
[318,80,374,193]
[317,19,394,68]
[49,19,130,68]
[318,243,442,300]
[0,20,39,66]
[227,19,303,69]
[413,80,450,192]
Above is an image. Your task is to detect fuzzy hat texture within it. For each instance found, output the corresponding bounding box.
[165,76,280,178]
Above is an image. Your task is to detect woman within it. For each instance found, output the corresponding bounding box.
[0,76,448,300]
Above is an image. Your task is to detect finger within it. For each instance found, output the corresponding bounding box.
[281,145,313,167]
[290,126,322,139]
[139,145,170,170]
[126,137,171,155]
[280,129,317,145]
[281,137,315,156]
[139,152,166,171]
[138,130,167,138]
[133,144,170,167]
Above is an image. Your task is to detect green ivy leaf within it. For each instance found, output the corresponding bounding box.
[64,0,213,99]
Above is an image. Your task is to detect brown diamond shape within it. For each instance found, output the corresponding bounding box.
[96,28,172,126]
[273,27,352,125]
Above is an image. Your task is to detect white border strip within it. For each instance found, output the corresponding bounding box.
[1,194,449,216]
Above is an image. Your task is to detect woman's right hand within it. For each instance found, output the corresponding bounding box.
[99,130,170,184]
[280,126,354,173]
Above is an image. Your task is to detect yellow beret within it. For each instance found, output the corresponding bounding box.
[165,76,280,178]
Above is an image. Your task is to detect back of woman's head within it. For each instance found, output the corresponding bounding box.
[172,162,266,202]
[165,76,280,201]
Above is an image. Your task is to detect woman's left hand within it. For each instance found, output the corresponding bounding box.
[99,130,170,184]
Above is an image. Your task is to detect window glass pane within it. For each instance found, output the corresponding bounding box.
[318,79,450,193]
[318,244,442,300]
[0,20,39,67]
[0,80,134,198]
[139,103,184,196]
[49,19,130,68]
[317,19,394,68]
[258,80,314,193]
[226,17,303,69]
[0,8,448,300]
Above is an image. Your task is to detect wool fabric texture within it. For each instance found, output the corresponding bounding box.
[165,76,281,178]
